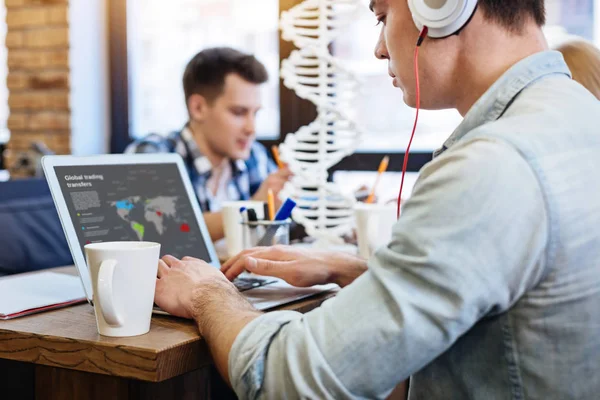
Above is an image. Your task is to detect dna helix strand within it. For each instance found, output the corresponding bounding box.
[278,0,363,242]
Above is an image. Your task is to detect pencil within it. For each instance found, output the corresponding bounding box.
[366,155,390,204]
[271,145,284,169]
[267,189,275,221]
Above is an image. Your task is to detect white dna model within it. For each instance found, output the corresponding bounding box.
[278,0,363,245]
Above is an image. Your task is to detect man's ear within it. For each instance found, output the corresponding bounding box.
[188,94,209,121]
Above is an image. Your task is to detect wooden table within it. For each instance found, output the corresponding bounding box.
[0,267,337,400]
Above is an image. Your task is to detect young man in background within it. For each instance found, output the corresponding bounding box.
[127,47,291,240]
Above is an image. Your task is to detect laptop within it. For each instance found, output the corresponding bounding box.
[42,154,335,313]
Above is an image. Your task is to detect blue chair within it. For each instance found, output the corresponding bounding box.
[0,178,72,276]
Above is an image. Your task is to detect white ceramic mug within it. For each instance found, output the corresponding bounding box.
[221,201,265,258]
[84,241,160,337]
[354,203,397,259]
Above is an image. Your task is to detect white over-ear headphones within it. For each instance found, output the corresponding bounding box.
[408,0,478,39]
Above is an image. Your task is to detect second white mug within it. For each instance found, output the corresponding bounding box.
[354,203,397,259]
[221,201,265,258]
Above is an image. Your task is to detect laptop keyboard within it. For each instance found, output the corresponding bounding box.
[233,277,278,292]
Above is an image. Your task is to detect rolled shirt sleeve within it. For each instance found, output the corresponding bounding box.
[229,137,549,399]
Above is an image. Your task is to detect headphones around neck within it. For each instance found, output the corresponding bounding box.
[408,0,478,39]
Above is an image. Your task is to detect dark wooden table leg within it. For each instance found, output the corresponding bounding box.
[35,366,129,400]
[31,364,236,400]
[0,359,35,400]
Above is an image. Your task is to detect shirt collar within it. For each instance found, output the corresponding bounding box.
[181,126,248,176]
[434,51,572,157]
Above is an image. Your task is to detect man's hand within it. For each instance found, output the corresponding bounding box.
[221,245,369,288]
[155,255,236,319]
[155,255,262,387]
[251,167,293,206]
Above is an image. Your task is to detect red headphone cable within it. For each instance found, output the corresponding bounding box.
[397,26,428,219]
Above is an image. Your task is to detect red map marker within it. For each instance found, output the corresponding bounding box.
[156,211,162,216]
[180,223,190,233]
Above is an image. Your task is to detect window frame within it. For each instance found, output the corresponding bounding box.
[107,0,433,173]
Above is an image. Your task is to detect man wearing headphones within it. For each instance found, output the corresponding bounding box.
[155,1,600,398]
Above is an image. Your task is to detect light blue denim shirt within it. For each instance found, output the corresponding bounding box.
[228,51,600,399]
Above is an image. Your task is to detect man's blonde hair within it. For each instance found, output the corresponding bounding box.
[556,40,600,100]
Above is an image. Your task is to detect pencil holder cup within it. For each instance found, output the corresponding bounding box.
[242,219,291,249]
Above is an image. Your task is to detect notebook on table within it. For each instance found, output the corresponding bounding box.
[0,271,86,320]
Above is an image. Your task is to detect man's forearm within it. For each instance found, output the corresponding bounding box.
[190,280,262,385]
[187,252,366,387]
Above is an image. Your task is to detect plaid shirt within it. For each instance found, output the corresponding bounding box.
[125,126,276,212]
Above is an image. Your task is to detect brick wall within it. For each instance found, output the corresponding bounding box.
[4,0,69,178]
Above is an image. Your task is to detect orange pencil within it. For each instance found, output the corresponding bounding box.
[267,189,275,220]
[271,145,284,169]
[366,155,390,204]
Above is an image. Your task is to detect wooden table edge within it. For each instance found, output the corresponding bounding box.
[0,287,339,382]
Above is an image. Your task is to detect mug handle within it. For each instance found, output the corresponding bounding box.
[97,259,124,327]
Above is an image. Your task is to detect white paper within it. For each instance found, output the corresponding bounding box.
[0,272,86,316]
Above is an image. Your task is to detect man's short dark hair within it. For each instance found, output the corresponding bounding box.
[479,0,546,32]
[183,47,268,105]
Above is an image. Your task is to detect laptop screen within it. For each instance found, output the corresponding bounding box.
[53,163,212,261]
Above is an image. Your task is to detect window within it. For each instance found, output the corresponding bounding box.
[126,0,280,139]
[110,0,600,163]
[546,0,595,42]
